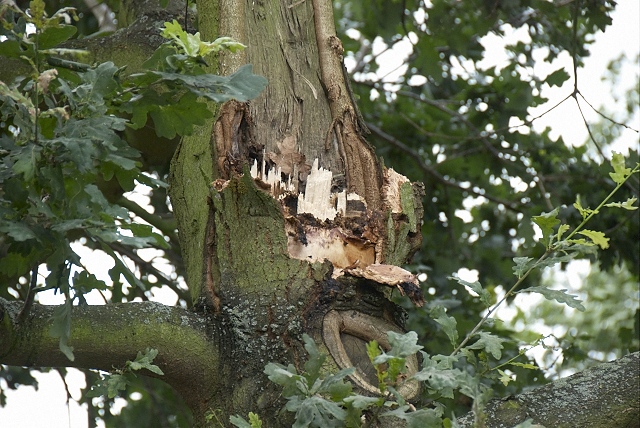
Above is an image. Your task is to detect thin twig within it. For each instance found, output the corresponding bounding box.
[451,163,639,356]
[106,241,190,304]
[450,250,550,356]
[578,92,639,133]
[395,90,504,159]
[563,164,640,243]
[17,266,38,324]
[117,196,179,244]
[54,368,72,419]
[572,91,606,161]
[366,121,522,212]
[535,177,555,211]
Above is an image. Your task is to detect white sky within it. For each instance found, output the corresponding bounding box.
[1,2,639,426]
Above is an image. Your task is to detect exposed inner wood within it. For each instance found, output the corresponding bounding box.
[242,149,424,300]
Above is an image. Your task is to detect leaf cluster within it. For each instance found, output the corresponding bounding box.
[124,20,267,139]
[87,348,164,399]
[0,2,266,362]
[334,2,638,408]
[245,85,639,428]
[336,0,637,306]
[249,329,545,427]
[234,333,445,428]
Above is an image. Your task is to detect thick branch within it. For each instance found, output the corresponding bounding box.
[459,352,640,427]
[311,0,382,208]
[0,298,218,416]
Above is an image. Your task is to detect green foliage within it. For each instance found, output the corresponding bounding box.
[519,286,585,311]
[0,2,266,364]
[449,154,638,361]
[90,371,192,428]
[87,348,163,399]
[508,262,639,379]
[0,366,38,407]
[125,20,267,138]
[261,335,356,427]
[336,0,638,353]
[450,278,491,309]
[235,333,446,427]
[1,0,637,426]
[126,348,165,375]
[48,298,74,360]
[252,154,637,427]
[429,305,458,347]
[230,412,263,428]
[161,20,246,58]
[370,331,423,394]
[0,4,264,425]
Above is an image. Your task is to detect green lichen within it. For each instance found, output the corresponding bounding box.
[210,172,311,296]
[399,181,417,233]
[384,213,413,266]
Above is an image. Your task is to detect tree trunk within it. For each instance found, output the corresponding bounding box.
[168,0,424,424]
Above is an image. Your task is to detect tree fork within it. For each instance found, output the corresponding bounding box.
[165,0,427,422]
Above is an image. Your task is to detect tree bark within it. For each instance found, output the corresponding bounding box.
[165,0,425,424]
[159,0,425,424]
[458,351,640,428]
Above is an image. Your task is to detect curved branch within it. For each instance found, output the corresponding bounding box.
[0,298,218,416]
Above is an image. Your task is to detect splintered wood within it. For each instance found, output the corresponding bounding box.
[246,155,425,305]
[251,157,362,221]
[297,159,363,221]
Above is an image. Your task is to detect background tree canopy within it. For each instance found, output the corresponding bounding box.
[0,0,638,426]
[333,0,638,369]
